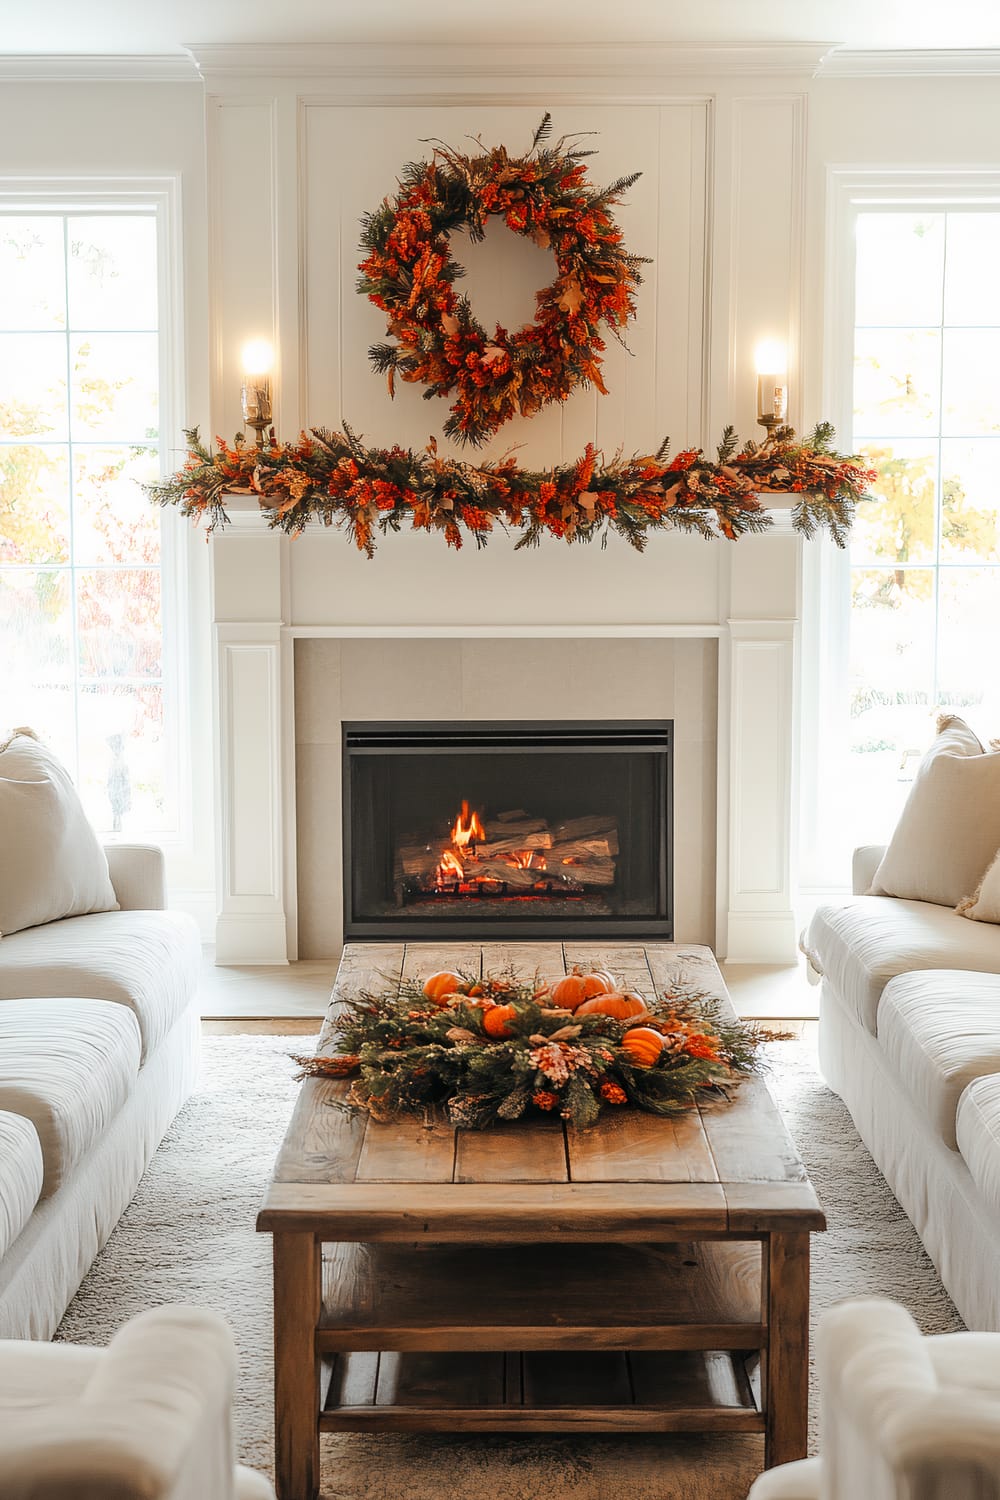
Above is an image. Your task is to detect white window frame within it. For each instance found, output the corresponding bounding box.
[800,167,1000,897]
[0,175,191,850]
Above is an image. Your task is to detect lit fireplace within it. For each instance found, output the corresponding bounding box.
[342,721,672,939]
[406,801,619,906]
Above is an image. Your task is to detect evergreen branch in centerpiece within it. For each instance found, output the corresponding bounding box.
[293,966,772,1130]
[147,424,876,559]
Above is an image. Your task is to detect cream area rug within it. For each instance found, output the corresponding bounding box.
[56,1037,963,1500]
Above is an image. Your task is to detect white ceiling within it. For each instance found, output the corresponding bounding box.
[4,0,1000,56]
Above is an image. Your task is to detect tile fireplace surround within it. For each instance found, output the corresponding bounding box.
[210,500,801,965]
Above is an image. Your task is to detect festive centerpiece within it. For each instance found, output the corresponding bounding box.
[357,114,647,447]
[294,966,769,1130]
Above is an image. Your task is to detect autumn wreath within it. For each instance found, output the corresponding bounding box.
[357,114,648,447]
[293,966,769,1131]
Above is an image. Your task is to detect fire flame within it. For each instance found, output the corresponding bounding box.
[512,850,546,870]
[451,800,485,848]
[437,850,464,882]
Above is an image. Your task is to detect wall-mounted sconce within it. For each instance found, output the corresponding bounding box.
[754,339,787,442]
[240,339,274,448]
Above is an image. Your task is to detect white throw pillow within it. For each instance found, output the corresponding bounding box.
[868,715,1000,908]
[959,849,1000,925]
[0,729,118,937]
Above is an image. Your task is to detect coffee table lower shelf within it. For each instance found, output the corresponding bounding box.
[320,1347,763,1433]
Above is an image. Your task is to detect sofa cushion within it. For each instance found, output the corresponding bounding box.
[0,1110,43,1260]
[0,999,141,1197]
[0,730,118,937]
[805,895,1000,1035]
[0,910,200,1061]
[959,846,1000,925]
[879,972,1000,1149]
[868,715,1000,908]
[956,1076,1000,1222]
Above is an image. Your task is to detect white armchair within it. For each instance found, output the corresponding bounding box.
[748,1298,1000,1500]
[0,1305,275,1500]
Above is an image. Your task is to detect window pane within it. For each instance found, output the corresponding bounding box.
[0,207,170,838]
[0,446,70,564]
[855,213,945,327]
[72,446,160,564]
[76,567,162,679]
[941,440,1000,563]
[944,214,1000,326]
[853,329,940,436]
[0,333,67,440]
[77,683,167,834]
[70,333,159,441]
[852,442,937,566]
[0,569,75,760]
[937,568,1000,712]
[68,217,157,331]
[942,329,1000,435]
[0,218,66,330]
[849,567,937,842]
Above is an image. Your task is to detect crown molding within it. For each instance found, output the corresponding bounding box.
[0,53,200,82]
[186,40,833,82]
[819,47,1000,77]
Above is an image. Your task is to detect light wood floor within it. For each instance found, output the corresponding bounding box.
[198,951,819,1026]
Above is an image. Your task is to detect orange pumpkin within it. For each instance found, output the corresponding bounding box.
[550,969,616,1011]
[482,1003,518,1039]
[423,971,466,1004]
[575,992,649,1021]
[621,1026,665,1067]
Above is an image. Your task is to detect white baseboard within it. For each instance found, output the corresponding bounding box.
[724,910,799,964]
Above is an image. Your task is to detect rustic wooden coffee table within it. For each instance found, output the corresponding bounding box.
[258,941,824,1500]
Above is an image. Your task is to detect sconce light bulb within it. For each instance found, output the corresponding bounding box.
[241,338,274,377]
[754,339,787,376]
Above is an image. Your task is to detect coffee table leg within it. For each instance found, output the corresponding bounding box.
[273,1231,321,1500]
[762,1230,810,1468]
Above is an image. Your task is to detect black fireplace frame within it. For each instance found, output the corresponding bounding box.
[342,720,673,941]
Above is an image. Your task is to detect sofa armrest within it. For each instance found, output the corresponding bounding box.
[0,1307,254,1500]
[852,845,886,896]
[103,844,167,911]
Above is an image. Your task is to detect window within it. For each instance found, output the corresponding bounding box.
[0,208,176,834]
[846,206,1000,847]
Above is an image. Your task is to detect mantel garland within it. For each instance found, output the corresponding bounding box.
[294,967,770,1131]
[357,114,648,447]
[149,421,875,556]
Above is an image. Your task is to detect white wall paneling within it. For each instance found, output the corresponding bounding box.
[215,627,288,963]
[203,58,816,963]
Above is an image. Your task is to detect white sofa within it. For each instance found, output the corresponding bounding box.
[804,846,1000,1330]
[0,845,201,1340]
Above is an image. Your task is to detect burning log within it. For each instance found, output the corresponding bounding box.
[551,814,618,841]
[484,815,548,841]
[546,835,618,861]
[548,852,616,887]
[478,830,553,857]
[465,860,540,889]
[399,844,442,878]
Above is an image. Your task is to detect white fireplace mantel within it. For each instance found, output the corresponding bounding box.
[209,498,802,967]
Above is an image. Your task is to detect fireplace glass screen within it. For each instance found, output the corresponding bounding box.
[343,721,672,939]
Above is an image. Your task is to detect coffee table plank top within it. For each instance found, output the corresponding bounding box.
[260,942,824,1235]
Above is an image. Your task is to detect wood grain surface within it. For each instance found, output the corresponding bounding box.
[262,942,825,1234]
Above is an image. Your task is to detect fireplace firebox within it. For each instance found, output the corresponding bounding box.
[343,721,672,939]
